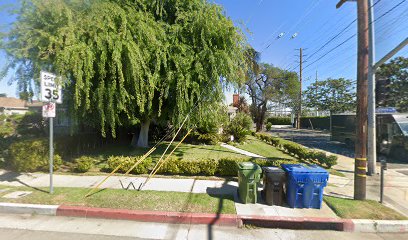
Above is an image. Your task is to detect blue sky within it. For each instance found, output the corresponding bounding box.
[1,0,408,103]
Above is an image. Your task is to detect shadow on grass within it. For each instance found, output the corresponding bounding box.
[0,171,48,193]
[206,180,238,240]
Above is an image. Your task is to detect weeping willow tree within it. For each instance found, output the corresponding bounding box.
[0,0,247,147]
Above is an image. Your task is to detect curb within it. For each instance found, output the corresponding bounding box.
[352,219,408,233]
[240,215,354,231]
[56,205,239,226]
[1,202,408,232]
[0,202,58,215]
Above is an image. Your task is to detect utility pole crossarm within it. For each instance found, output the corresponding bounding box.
[373,37,408,70]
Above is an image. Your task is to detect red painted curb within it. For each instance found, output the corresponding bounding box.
[56,205,354,231]
[239,215,354,231]
[57,205,239,226]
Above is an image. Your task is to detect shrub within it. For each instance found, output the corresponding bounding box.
[177,159,201,175]
[226,113,253,142]
[187,131,221,145]
[0,122,14,137]
[325,155,338,168]
[199,159,218,175]
[282,142,309,159]
[254,133,337,169]
[72,156,95,173]
[310,151,327,164]
[216,158,246,176]
[265,122,272,131]
[157,158,218,176]
[107,155,152,174]
[9,138,62,172]
[157,157,180,174]
[146,157,298,177]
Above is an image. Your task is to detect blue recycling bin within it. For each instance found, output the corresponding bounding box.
[303,165,329,209]
[281,164,329,209]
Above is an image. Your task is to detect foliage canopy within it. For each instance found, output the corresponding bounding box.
[303,78,355,114]
[377,56,408,112]
[1,0,247,139]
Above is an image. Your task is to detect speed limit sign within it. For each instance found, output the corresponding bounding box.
[40,71,62,104]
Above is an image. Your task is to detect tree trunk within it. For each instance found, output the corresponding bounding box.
[131,120,150,148]
[256,121,263,132]
[255,103,267,132]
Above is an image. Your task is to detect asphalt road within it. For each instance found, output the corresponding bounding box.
[0,228,143,240]
[268,128,408,170]
[1,214,408,240]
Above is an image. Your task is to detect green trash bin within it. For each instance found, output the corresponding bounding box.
[237,162,262,204]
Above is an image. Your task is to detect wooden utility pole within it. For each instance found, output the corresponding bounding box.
[354,0,369,201]
[337,0,368,200]
[297,48,303,129]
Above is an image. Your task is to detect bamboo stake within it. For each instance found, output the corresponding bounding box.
[85,147,156,197]
[141,128,193,188]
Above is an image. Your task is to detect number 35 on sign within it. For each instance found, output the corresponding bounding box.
[41,71,62,104]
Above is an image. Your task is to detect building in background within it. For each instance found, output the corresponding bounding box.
[0,96,42,115]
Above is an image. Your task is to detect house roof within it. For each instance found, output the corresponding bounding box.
[0,97,27,109]
[26,101,43,107]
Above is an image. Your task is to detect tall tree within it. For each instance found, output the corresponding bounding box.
[0,0,247,147]
[303,78,356,114]
[376,56,408,112]
[246,62,299,131]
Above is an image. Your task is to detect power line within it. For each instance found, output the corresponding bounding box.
[302,0,405,71]
[260,0,321,53]
[305,0,383,62]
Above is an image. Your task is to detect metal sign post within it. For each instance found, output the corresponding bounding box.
[49,116,54,194]
[380,160,387,203]
[42,102,56,194]
[41,71,61,194]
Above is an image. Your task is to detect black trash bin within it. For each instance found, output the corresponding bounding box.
[262,167,286,206]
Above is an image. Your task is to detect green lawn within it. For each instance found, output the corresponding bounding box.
[100,142,247,161]
[0,185,236,214]
[324,196,407,220]
[73,141,249,170]
[233,136,294,160]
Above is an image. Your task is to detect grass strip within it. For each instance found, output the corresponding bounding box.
[233,136,295,160]
[324,196,407,220]
[0,185,236,214]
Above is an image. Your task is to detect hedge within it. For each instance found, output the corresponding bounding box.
[157,157,296,176]
[266,117,292,125]
[107,156,153,174]
[8,138,62,172]
[254,133,337,168]
[72,156,95,173]
[104,156,297,177]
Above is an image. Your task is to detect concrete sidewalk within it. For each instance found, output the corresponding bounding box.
[319,154,408,217]
[0,169,338,219]
[220,143,266,158]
